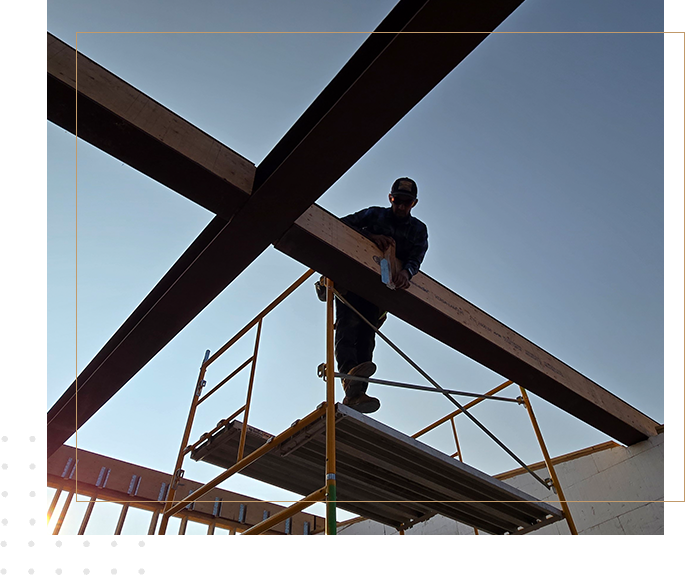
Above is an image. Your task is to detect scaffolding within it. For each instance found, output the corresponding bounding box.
[157,269,578,535]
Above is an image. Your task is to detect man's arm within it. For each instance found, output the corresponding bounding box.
[402,222,429,279]
[391,222,428,290]
[341,207,376,231]
[342,207,395,250]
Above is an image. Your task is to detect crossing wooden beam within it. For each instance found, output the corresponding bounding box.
[48,32,256,453]
[47,0,527,456]
[275,205,660,446]
[47,32,256,219]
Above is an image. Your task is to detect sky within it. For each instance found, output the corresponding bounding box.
[25,0,680,549]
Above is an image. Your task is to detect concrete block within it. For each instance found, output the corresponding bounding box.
[407,515,458,535]
[592,445,629,473]
[566,499,601,530]
[455,521,472,534]
[556,519,573,535]
[453,520,481,535]
[569,502,638,532]
[554,455,600,487]
[626,433,663,458]
[527,518,572,535]
[617,502,664,535]
[503,472,552,501]
[598,460,639,498]
[339,520,388,535]
[629,445,664,500]
[581,516,625,535]
[586,458,652,501]
[561,478,595,502]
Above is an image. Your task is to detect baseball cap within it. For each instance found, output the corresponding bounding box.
[391,177,418,198]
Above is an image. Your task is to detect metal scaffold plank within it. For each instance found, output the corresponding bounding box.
[191,404,565,535]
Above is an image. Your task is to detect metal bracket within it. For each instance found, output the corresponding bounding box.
[195,379,207,397]
[172,469,185,489]
[317,363,326,379]
[544,477,557,494]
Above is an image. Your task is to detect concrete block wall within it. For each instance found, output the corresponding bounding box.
[338,432,664,535]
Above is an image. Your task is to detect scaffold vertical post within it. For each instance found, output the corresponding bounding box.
[449,417,479,535]
[325,277,337,535]
[237,319,263,461]
[519,386,578,535]
[159,349,210,535]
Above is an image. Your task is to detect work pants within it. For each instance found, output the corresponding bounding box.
[334,291,384,396]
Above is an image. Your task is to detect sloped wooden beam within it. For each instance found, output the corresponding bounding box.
[47,33,255,218]
[47,32,259,455]
[275,205,660,446]
[47,445,320,534]
[47,0,526,456]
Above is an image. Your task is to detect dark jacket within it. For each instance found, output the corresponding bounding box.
[341,206,428,278]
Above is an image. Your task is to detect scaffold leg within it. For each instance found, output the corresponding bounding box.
[325,277,337,535]
[519,386,578,535]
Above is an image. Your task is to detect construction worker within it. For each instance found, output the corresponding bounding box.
[318,177,428,413]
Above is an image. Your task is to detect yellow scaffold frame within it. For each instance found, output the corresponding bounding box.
[157,268,577,535]
[157,269,341,535]
[411,381,578,535]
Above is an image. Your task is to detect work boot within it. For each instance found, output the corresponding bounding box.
[342,361,377,393]
[342,361,380,413]
[343,393,381,414]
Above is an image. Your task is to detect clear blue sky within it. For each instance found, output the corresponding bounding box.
[42,0,674,537]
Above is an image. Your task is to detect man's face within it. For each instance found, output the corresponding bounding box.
[389,193,417,219]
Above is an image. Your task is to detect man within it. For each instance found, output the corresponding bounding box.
[333,177,428,413]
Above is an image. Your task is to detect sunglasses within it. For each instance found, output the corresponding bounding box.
[391,195,416,207]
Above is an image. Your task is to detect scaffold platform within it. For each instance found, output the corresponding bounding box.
[191,403,565,534]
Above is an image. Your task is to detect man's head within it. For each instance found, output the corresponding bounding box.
[389,177,418,219]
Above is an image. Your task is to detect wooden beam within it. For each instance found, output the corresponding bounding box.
[47,445,320,535]
[47,31,255,455]
[47,32,255,219]
[47,0,526,456]
[274,205,660,445]
[41,41,240,455]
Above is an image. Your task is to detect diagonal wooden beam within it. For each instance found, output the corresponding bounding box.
[275,205,660,446]
[47,32,256,219]
[47,33,256,453]
[47,0,526,457]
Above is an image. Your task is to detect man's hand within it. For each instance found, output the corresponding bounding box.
[393,269,411,290]
[369,234,395,252]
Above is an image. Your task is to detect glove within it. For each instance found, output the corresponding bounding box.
[315,276,327,302]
